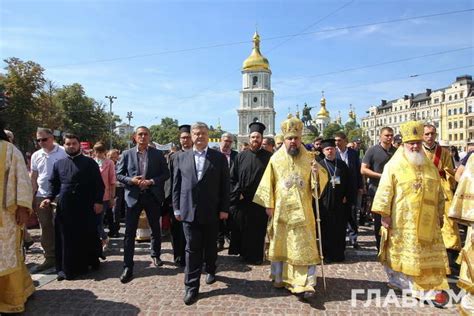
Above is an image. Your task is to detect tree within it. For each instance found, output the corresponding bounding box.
[322,122,343,139]
[1,58,46,151]
[55,83,115,145]
[149,117,179,144]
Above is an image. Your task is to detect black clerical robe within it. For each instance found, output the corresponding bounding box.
[229,148,272,263]
[48,154,104,278]
[318,158,351,262]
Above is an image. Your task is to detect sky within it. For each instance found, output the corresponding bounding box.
[1,0,473,134]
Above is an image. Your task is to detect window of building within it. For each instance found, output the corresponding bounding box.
[460,133,463,140]
[454,134,458,141]
[460,92,464,98]
[454,122,458,128]
[389,117,392,124]
[449,95,452,101]
[405,114,408,121]
[448,109,452,115]
[394,116,397,123]
[449,122,452,129]
[469,119,473,127]
[252,76,258,86]
[470,132,473,139]
[449,134,452,141]
[454,109,457,115]
[434,98,439,104]
[469,106,472,113]
[455,94,458,100]
[460,107,464,114]
[460,121,463,128]
[435,121,439,128]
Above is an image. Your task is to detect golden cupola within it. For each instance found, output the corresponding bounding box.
[242,31,270,71]
[316,94,330,118]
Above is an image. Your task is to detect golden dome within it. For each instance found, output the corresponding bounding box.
[317,95,330,118]
[242,32,270,71]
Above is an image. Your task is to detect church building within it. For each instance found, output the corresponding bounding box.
[237,32,275,145]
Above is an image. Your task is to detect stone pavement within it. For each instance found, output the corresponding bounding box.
[24,226,460,315]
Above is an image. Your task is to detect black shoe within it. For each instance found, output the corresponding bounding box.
[57,271,67,281]
[352,242,360,249]
[152,257,164,267]
[205,273,216,285]
[183,291,198,305]
[120,268,133,283]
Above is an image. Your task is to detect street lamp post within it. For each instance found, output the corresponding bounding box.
[126,111,133,149]
[105,96,117,149]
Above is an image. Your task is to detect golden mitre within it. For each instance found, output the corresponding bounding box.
[281,114,304,138]
[400,120,423,143]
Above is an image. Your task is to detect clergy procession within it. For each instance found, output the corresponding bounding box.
[1,114,473,314]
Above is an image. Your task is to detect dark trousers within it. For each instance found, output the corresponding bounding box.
[107,186,125,234]
[217,219,230,245]
[123,192,162,269]
[373,213,382,252]
[182,221,218,294]
[347,204,358,244]
[170,214,186,265]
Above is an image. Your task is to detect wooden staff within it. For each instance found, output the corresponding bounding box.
[312,160,327,291]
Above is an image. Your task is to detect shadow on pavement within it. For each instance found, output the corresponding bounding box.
[307,277,388,310]
[198,275,388,310]
[82,259,182,282]
[25,289,140,315]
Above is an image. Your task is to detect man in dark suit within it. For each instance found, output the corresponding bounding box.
[116,126,170,283]
[217,132,237,250]
[166,124,193,267]
[172,122,230,305]
[334,131,362,249]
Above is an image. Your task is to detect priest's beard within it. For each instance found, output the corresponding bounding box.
[404,148,425,166]
[66,148,81,156]
[287,147,300,157]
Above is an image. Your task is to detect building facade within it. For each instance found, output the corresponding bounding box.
[361,75,474,150]
[237,32,275,146]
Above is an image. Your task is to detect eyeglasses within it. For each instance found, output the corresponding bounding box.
[36,137,49,143]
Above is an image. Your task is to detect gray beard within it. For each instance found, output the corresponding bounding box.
[404,149,425,166]
[287,147,300,157]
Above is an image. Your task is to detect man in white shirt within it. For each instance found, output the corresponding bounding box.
[30,128,67,272]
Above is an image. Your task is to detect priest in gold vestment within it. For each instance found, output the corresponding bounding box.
[0,136,35,313]
[372,121,450,303]
[422,124,461,257]
[448,153,474,315]
[253,116,328,297]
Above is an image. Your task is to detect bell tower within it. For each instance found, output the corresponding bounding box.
[237,31,275,146]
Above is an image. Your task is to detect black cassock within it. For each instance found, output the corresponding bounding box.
[318,158,351,262]
[229,149,272,263]
[49,154,104,278]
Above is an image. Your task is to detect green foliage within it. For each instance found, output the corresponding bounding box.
[322,122,344,139]
[150,117,179,144]
[1,58,46,151]
[302,129,319,144]
[1,58,119,152]
[208,125,225,139]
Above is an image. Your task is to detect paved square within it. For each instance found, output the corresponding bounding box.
[24,226,459,315]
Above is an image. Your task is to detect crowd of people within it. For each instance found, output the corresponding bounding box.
[0,115,473,313]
